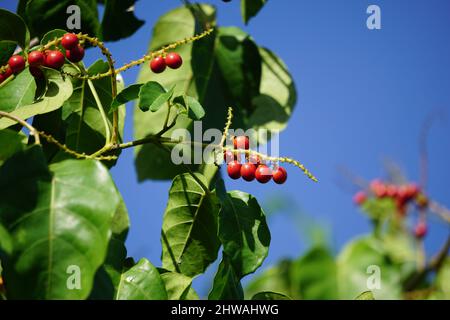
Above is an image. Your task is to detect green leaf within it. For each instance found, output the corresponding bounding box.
[58,60,125,158]
[252,292,291,300]
[138,81,173,112]
[209,254,244,300]
[0,129,26,166]
[355,291,375,300]
[18,0,100,40]
[173,95,205,120]
[216,181,270,278]
[0,9,30,50]
[0,146,120,299]
[247,47,297,134]
[101,0,145,41]
[241,0,267,24]
[115,258,168,300]
[158,269,198,300]
[337,236,403,299]
[429,259,450,299]
[291,246,339,300]
[89,194,130,300]
[0,68,73,129]
[161,173,220,277]
[110,83,143,112]
[215,27,262,110]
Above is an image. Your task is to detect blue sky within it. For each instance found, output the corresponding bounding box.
[2,0,450,296]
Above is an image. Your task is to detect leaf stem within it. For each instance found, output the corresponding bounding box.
[0,111,40,144]
[87,79,111,146]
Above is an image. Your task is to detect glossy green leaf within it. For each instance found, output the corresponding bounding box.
[252,291,291,300]
[101,0,145,41]
[0,68,73,129]
[208,254,244,300]
[241,0,267,24]
[216,181,270,278]
[115,258,168,300]
[138,81,173,112]
[110,83,143,112]
[0,146,120,299]
[0,129,26,166]
[158,269,198,300]
[0,9,29,50]
[337,236,402,299]
[355,291,375,300]
[291,246,339,299]
[18,0,100,40]
[161,173,220,277]
[173,95,205,120]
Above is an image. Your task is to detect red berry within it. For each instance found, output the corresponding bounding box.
[0,73,4,84]
[386,184,398,198]
[8,55,25,73]
[272,166,288,184]
[248,154,261,165]
[233,136,250,150]
[61,33,79,50]
[224,150,240,164]
[29,66,44,78]
[150,56,166,73]
[241,163,256,182]
[28,51,45,67]
[255,164,272,184]
[370,180,387,198]
[405,183,420,199]
[414,221,427,239]
[66,45,85,63]
[353,191,367,206]
[165,52,183,69]
[227,160,242,180]
[45,50,65,69]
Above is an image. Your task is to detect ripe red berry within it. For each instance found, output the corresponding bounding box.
[227,160,242,180]
[414,221,427,239]
[233,136,250,150]
[45,50,65,69]
[165,52,183,69]
[248,154,261,165]
[255,164,272,184]
[0,73,4,84]
[272,166,288,184]
[28,51,45,67]
[370,180,387,198]
[353,191,367,206]
[3,66,12,78]
[29,66,44,78]
[150,56,166,73]
[386,184,398,198]
[66,45,85,63]
[224,150,240,164]
[241,163,256,182]
[61,33,79,50]
[405,183,420,199]
[8,55,25,73]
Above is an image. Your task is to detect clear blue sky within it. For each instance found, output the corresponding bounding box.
[3,0,450,296]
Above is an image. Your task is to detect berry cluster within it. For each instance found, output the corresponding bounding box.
[353,179,429,238]
[150,53,183,73]
[225,136,288,184]
[0,33,84,84]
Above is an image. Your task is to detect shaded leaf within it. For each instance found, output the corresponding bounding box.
[0,41,17,66]
[138,81,173,112]
[0,129,26,166]
[0,8,29,49]
[161,173,220,277]
[252,291,291,300]
[208,254,244,300]
[173,95,205,120]
[355,291,375,300]
[241,0,267,24]
[216,180,270,278]
[101,0,144,41]
[158,269,198,300]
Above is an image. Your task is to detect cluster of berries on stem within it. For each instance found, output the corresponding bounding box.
[353,179,429,239]
[150,52,183,73]
[0,33,85,84]
[225,136,288,184]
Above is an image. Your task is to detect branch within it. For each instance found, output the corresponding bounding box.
[0,111,40,144]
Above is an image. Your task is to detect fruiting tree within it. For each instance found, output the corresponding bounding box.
[0,1,317,300]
